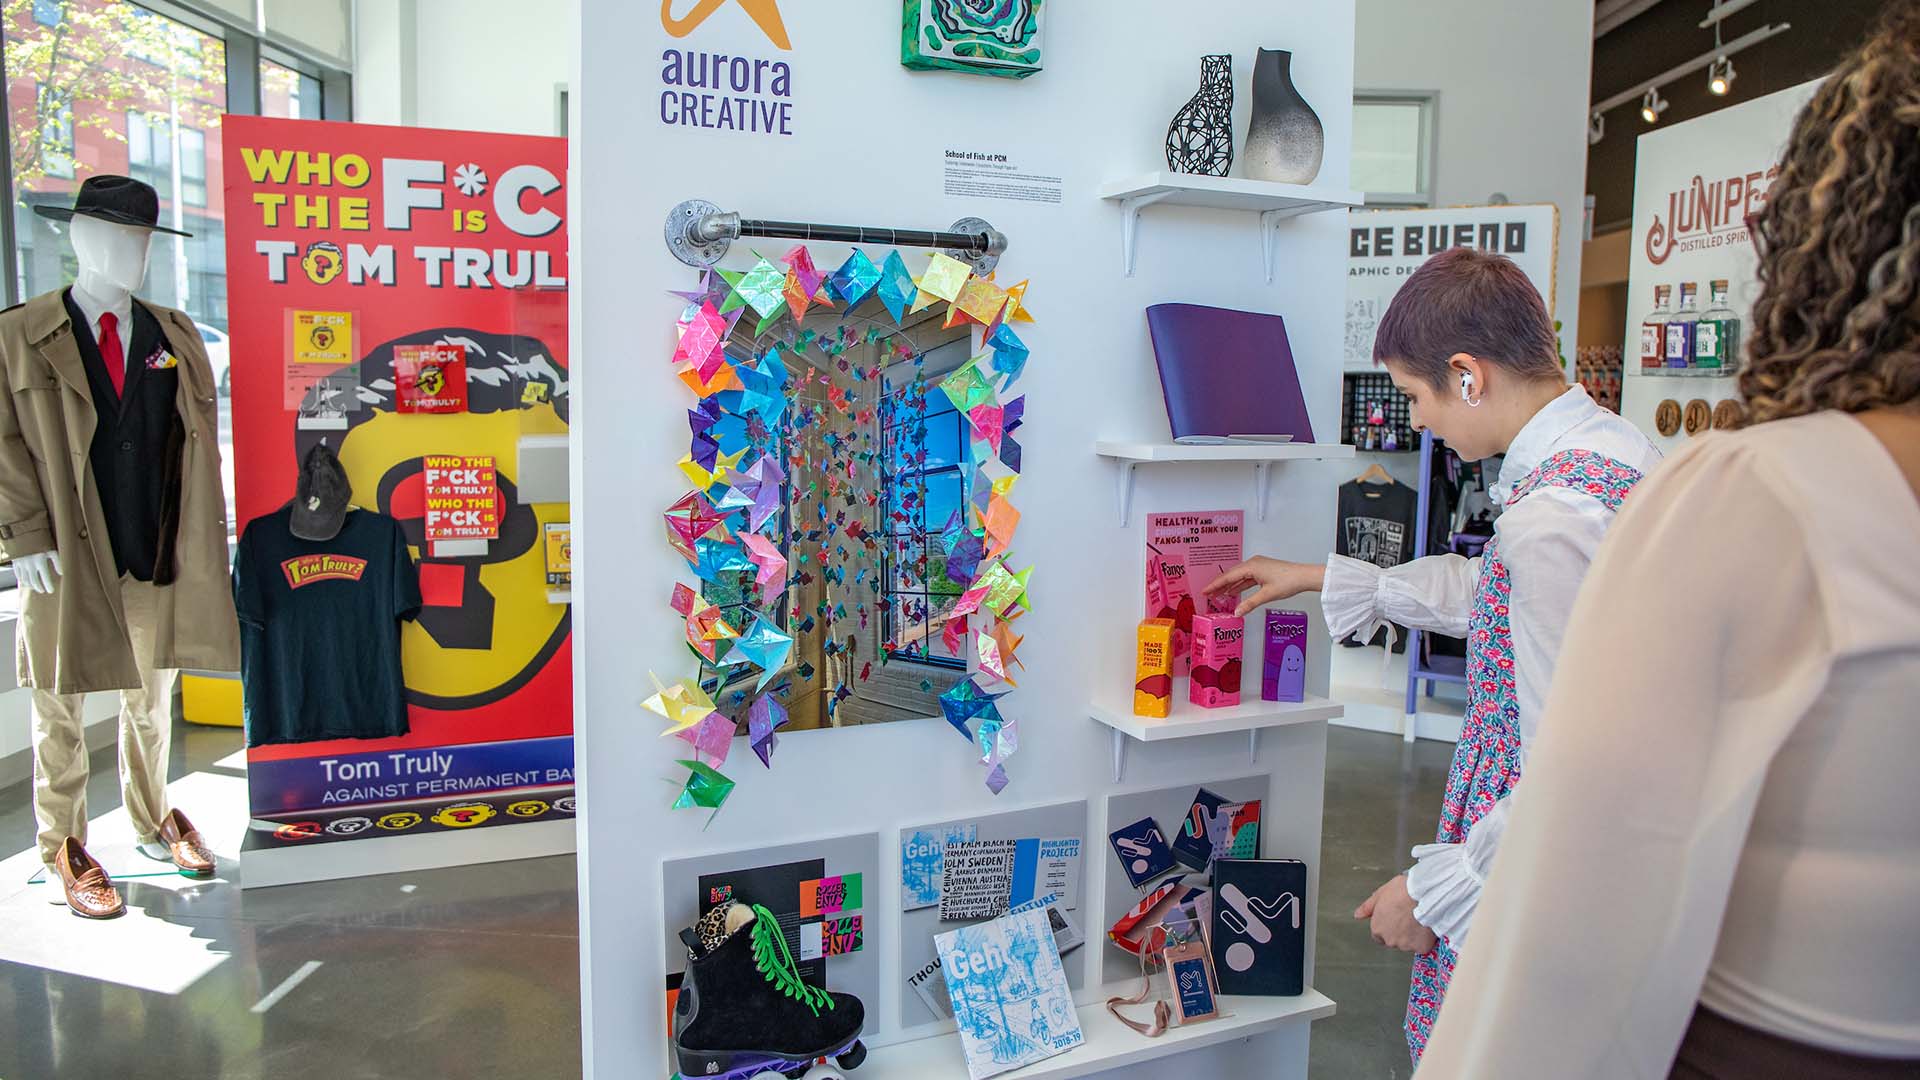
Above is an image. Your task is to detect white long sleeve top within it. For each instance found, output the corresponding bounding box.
[1416,410,1920,1075]
[1321,384,1662,945]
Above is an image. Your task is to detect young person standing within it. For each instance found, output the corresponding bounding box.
[1205,246,1661,1062]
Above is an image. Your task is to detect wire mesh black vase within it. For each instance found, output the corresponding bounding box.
[1166,55,1234,177]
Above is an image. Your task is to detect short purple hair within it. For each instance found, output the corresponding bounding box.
[1372,247,1561,389]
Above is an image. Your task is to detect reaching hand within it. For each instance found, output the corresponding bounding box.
[14,550,62,594]
[1202,557,1326,618]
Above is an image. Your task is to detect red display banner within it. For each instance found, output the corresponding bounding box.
[223,116,572,821]
[423,454,500,540]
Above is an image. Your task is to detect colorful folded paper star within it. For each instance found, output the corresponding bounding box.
[918,253,972,304]
[672,758,735,811]
[988,323,1029,386]
[977,630,1016,686]
[829,250,882,307]
[740,531,787,588]
[643,673,717,736]
[939,676,1006,739]
[664,490,731,561]
[677,711,736,766]
[939,357,998,414]
[673,301,727,370]
[732,614,794,690]
[877,251,918,323]
[748,694,790,767]
[952,276,1009,326]
[721,257,788,320]
[785,246,825,301]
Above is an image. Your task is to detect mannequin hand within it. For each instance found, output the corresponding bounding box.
[14,550,62,594]
[1355,874,1436,954]
[1202,557,1326,617]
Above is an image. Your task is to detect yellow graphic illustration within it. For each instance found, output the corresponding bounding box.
[302,240,346,284]
[292,310,355,365]
[376,811,423,831]
[505,799,550,818]
[661,0,790,49]
[431,802,498,828]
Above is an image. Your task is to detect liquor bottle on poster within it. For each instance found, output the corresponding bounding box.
[1640,284,1672,375]
[1664,282,1699,373]
[1693,279,1740,377]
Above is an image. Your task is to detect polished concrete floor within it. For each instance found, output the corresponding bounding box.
[0,722,1450,1079]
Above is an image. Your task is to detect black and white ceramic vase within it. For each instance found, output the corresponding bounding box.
[1244,48,1323,185]
[1165,55,1235,177]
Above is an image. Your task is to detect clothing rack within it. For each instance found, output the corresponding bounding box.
[665,198,1007,275]
[1402,431,1469,741]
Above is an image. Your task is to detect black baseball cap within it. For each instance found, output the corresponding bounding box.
[290,443,353,541]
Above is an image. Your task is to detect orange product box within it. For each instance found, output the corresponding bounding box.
[1134,617,1177,718]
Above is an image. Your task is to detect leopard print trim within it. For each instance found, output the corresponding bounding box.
[694,902,737,955]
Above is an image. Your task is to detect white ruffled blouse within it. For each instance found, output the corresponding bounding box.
[1321,384,1662,946]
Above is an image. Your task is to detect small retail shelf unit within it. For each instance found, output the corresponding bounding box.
[860,988,1336,1078]
[1095,440,1356,525]
[1090,694,1345,782]
[1097,172,1363,279]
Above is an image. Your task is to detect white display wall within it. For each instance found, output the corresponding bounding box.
[570,3,1357,1076]
[1621,79,1821,452]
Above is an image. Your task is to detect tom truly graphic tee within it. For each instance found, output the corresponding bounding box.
[233,506,423,746]
[1335,479,1418,652]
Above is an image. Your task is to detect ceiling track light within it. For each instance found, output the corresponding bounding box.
[1708,54,1736,95]
[1588,110,1606,145]
[1641,86,1669,124]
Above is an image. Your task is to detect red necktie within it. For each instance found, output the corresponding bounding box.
[98,312,126,400]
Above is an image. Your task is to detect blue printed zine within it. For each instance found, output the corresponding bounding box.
[937,907,1084,1079]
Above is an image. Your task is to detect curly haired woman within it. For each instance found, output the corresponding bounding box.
[1415,7,1920,1078]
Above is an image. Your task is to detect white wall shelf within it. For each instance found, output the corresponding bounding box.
[1097,172,1364,279]
[1095,441,1356,525]
[862,987,1336,1079]
[1090,695,1345,782]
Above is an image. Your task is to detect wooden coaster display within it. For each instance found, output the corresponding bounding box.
[1654,399,1683,437]
[1712,398,1746,430]
[1683,399,1713,436]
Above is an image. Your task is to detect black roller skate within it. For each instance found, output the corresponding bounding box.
[672,900,868,1080]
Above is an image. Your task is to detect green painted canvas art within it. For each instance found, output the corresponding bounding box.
[901,0,1045,79]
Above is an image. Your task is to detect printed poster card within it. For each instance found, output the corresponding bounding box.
[902,823,978,911]
[1008,837,1082,913]
[1205,800,1262,864]
[799,873,863,917]
[395,343,470,413]
[284,309,356,409]
[800,914,863,960]
[1107,816,1178,889]
[544,522,572,587]
[1172,787,1231,872]
[697,857,826,989]
[907,955,956,1021]
[1146,511,1244,676]
[422,454,501,541]
[939,839,1018,922]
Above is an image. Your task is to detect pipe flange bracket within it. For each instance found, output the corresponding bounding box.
[665,199,733,268]
[947,216,1006,276]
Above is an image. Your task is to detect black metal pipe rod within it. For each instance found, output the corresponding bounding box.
[736,218,992,254]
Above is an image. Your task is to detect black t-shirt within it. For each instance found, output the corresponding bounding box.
[1335,479,1418,651]
[233,506,422,746]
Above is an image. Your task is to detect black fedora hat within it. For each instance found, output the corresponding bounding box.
[33,174,191,237]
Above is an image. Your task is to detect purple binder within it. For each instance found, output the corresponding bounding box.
[1146,303,1315,443]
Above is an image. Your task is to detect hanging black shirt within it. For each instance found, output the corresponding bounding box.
[233,506,422,746]
[65,291,182,582]
[1335,478,1419,651]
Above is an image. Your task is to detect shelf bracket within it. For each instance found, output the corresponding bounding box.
[1250,728,1260,765]
[1115,461,1139,527]
[1252,461,1273,521]
[1111,729,1129,783]
[1259,206,1315,284]
[1118,191,1175,278]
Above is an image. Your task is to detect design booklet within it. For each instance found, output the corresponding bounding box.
[1208,858,1306,996]
[938,907,1084,1078]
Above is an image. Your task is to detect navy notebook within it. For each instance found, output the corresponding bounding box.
[1146,304,1315,444]
[1209,858,1307,996]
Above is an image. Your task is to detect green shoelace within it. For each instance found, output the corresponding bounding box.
[749,903,836,1017]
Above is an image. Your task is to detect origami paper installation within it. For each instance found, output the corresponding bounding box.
[662,244,1038,803]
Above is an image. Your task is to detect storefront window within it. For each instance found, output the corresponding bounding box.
[260,58,322,120]
[5,0,228,328]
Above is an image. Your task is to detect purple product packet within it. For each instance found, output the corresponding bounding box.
[1262,610,1309,702]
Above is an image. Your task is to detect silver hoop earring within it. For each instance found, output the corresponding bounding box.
[1465,393,1483,408]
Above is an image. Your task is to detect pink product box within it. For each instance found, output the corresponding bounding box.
[1189,613,1245,709]
[1263,609,1309,702]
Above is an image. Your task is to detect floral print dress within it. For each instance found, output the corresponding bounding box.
[1404,449,1645,1062]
